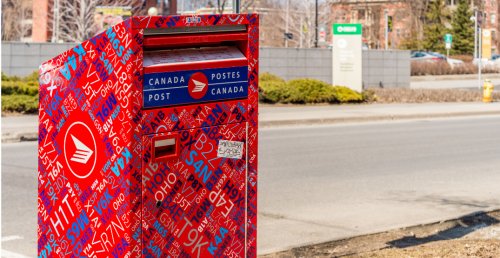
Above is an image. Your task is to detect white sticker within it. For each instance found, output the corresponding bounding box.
[217,140,244,159]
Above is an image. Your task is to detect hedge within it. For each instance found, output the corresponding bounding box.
[259,73,364,104]
[2,71,40,113]
[2,94,39,113]
[2,71,366,113]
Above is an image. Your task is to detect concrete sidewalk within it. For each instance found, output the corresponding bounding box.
[260,102,500,127]
[2,115,38,143]
[3,102,500,142]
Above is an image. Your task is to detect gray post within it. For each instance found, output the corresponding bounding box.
[384,10,388,50]
[474,9,478,59]
[233,0,240,13]
[315,0,318,48]
[478,27,482,90]
[285,0,289,48]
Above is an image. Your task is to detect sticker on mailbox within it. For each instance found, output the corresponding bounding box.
[143,66,248,108]
[217,140,244,159]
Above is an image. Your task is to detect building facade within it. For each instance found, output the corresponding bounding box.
[330,0,500,53]
[329,0,413,49]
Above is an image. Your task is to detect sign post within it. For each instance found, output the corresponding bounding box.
[332,23,363,92]
[444,33,452,59]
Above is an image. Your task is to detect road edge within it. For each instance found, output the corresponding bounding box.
[3,111,500,142]
[259,111,500,128]
[259,209,500,257]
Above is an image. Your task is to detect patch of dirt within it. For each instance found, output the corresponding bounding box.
[349,240,500,258]
[366,88,500,103]
[260,210,500,258]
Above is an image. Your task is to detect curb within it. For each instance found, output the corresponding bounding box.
[2,132,38,143]
[260,209,500,257]
[3,111,500,142]
[259,110,500,127]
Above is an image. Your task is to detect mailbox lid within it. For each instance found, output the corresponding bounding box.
[143,46,246,72]
[141,123,248,257]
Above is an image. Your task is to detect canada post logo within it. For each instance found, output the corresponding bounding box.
[143,66,248,108]
[63,122,97,179]
[188,72,208,99]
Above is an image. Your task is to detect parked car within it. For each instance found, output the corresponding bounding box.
[411,51,464,67]
[411,51,444,62]
[473,56,500,69]
[428,52,464,67]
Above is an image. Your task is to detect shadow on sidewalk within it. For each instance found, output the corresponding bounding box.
[387,211,499,248]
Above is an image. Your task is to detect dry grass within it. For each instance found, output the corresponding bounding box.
[366,88,500,103]
[349,240,500,258]
[411,61,500,76]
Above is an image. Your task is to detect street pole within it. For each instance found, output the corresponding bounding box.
[170,0,177,15]
[474,9,478,59]
[285,0,289,48]
[52,0,59,42]
[233,0,240,13]
[384,10,388,50]
[300,16,304,48]
[478,27,482,90]
[315,0,318,48]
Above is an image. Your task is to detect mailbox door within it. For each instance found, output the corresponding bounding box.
[141,123,248,257]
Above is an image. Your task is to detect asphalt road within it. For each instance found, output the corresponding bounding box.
[257,116,500,254]
[2,116,500,256]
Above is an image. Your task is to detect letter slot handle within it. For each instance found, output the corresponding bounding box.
[153,135,179,160]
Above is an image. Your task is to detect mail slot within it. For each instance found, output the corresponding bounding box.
[38,14,259,258]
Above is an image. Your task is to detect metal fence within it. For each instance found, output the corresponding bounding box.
[2,42,410,88]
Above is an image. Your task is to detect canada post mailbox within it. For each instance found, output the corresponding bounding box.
[38,14,258,258]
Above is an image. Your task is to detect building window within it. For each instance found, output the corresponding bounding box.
[446,0,455,6]
[491,14,496,24]
[358,9,365,20]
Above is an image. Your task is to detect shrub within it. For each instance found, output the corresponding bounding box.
[2,80,38,96]
[259,72,285,82]
[259,80,288,103]
[2,94,39,113]
[1,72,21,82]
[2,71,40,114]
[411,61,453,76]
[366,87,500,103]
[362,89,378,103]
[285,78,336,103]
[412,61,500,76]
[258,76,365,104]
[331,86,364,103]
[451,63,477,74]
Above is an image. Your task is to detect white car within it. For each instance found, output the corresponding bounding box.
[428,52,464,67]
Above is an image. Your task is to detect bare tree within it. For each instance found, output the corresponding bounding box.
[401,0,431,48]
[241,0,257,13]
[257,0,330,48]
[1,0,32,41]
[49,0,142,43]
[217,0,228,14]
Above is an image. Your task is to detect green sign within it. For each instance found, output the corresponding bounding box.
[444,33,453,43]
[333,24,362,35]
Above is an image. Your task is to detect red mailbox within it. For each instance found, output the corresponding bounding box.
[38,14,258,258]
